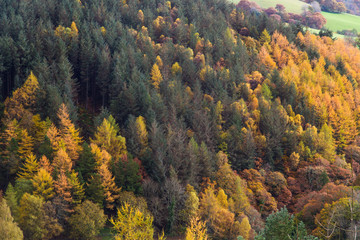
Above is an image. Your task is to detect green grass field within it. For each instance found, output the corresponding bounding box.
[230,0,310,14]
[307,27,345,38]
[231,0,360,34]
[321,12,360,32]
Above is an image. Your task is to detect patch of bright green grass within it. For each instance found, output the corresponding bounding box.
[307,27,345,39]
[232,0,360,37]
[229,0,310,14]
[322,12,360,32]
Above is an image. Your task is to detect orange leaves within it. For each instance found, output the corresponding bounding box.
[259,46,276,70]
[57,104,83,161]
[98,163,120,210]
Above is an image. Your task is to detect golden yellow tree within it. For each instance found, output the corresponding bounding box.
[171,62,182,76]
[90,143,112,168]
[91,116,126,161]
[17,129,34,160]
[150,63,163,89]
[185,217,208,240]
[111,202,154,240]
[17,154,38,180]
[4,71,39,121]
[238,215,251,240]
[31,115,51,147]
[32,168,55,200]
[135,116,148,149]
[70,22,78,37]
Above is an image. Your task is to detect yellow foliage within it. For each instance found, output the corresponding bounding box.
[185,86,194,99]
[180,185,200,226]
[259,46,276,69]
[203,94,213,103]
[31,114,51,146]
[156,56,163,69]
[70,22,78,37]
[238,216,251,240]
[199,65,213,82]
[111,202,154,240]
[217,188,229,209]
[100,26,106,35]
[17,129,34,160]
[91,117,127,161]
[135,116,148,148]
[17,154,38,180]
[52,148,73,173]
[171,62,182,76]
[55,22,78,39]
[4,71,39,121]
[90,143,112,167]
[138,10,144,23]
[185,217,208,240]
[150,63,163,89]
[32,168,55,200]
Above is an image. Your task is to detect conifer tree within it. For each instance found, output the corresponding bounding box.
[150,63,163,89]
[68,200,107,240]
[111,202,154,240]
[185,216,208,240]
[5,183,19,222]
[39,155,53,174]
[135,116,148,149]
[17,129,34,160]
[180,184,199,227]
[68,170,85,205]
[86,174,105,206]
[32,168,55,200]
[54,171,73,213]
[46,124,61,152]
[90,143,112,167]
[17,153,38,180]
[77,143,96,182]
[57,104,82,161]
[4,71,39,121]
[91,116,127,161]
[0,198,23,240]
[99,163,120,210]
[52,148,73,174]
[19,193,47,240]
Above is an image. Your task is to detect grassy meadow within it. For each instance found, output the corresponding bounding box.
[230,0,360,34]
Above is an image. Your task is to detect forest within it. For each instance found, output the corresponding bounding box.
[1,0,360,239]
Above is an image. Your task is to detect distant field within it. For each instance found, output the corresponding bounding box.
[231,0,360,35]
[307,28,345,38]
[230,0,310,14]
[322,12,360,32]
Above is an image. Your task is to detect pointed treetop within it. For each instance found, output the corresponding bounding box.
[17,154,38,180]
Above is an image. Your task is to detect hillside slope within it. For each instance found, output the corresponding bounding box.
[1,0,360,239]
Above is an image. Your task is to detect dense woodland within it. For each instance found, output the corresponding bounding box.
[1,0,360,239]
